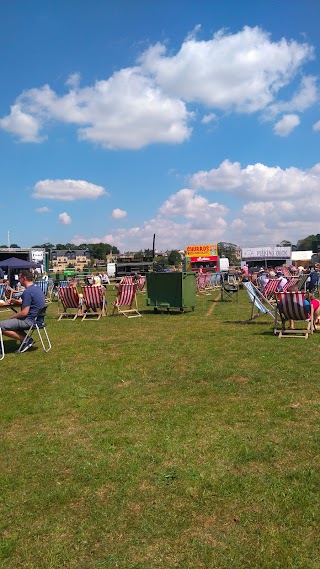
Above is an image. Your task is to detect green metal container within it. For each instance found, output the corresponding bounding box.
[146,272,196,312]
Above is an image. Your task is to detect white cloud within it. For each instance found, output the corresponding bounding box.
[190,159,320,200]
[313,120,320,131]
[265,75,318,119]
[139,26,314,112]
[112,208,127,219]
[32,179,107,201]
[35,206,51,213]
[201,113,217,124]
[58,212,72,225]
[273,113,300,136]
[65,72,81,88]
[0,26,316,148]
[0,104,44,142]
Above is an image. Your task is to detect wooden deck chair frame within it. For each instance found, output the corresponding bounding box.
[274,291,315,339]
[243,282,276,322]
[58,286,82,320]
[112,283,141,318]
[81,286,107,320]
[17,305,52,353]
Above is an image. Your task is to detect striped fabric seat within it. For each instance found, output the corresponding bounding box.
[243,282,276,321]
[59,280,69,288]
[274,291,315,338]
[281,278,299,292]
[34,280,49,295]
[137,276,146,292]
[262,279,281,299]
[112,283,141,318]
[121,276,133,284]
[58,286,82,320]
[81,286,106,320]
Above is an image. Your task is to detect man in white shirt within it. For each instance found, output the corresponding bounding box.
[276,271,288,291]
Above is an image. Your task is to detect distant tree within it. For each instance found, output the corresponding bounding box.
[296,234,320,251]
[143,248,154,260]
[218,242,239,264]
[10,243,20,248]
[0,245,8,248]
[134,250,144,261]
[32,242,55,252]
[168,250,182,266]
[154,255,169,266]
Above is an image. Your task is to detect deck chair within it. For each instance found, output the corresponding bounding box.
[0,284,11,314]
[34,280,50,303]
[274,291,315,338]
[112,283,141,318]
[296,274,309,292]
[261,279,280,300]
[16,305,51,353]
[0,328,4,360]
[121,276,133,284]
[221,282,238,302]
[81,286,106,320]
[282,278,299,292]
[58,286,82,320]
[137,276,146,292]
[243,282,276,322]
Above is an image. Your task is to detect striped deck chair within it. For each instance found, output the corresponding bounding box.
[243,282,276,322]
[59,280,69,288]
[112,283,141,318]
[0,283,12,313]
[121,276,133,284]
[34,280,50,303]
[81,286,106,320]
[137,276,146,292]
[196,274,210,295]
[274,291,315,338]
[261,279,281,300]
[282,267,292,278]
[58,286,82,320]
[296,274,309,292]
[282,278,299,292]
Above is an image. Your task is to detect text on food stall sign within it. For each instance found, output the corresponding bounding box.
[186,244,218,257]
[241,246,291,260]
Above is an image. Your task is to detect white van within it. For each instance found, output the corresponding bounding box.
[107,262,116,278]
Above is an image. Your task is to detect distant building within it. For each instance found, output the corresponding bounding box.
[50,249,90,273]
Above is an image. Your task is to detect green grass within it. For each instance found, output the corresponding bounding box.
[0,289,319,568]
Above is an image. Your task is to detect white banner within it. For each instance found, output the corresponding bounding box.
[242,246,291,260]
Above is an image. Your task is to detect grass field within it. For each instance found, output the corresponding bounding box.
[0,287,319,568]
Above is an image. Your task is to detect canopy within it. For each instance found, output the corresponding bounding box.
[0,257,42,269]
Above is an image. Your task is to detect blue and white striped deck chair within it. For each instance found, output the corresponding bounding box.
[59,280,69,288]
[34,280,50,303]
[0,283,4,299]
[243,282,276,322]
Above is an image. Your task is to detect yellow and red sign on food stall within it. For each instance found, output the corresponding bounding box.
[186,244,218,257]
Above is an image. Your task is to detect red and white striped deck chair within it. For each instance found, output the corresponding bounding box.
[261,279,281,300]
[112,283,141,318]
[121,276,133,285]
[58,286,82,320]
[196,274,209,294]
[282,278,299,292]
[274,291,315,338]
[81,286,106,320]
[137,276,146,292]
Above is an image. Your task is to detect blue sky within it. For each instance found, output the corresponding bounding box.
[1,0,320,252]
